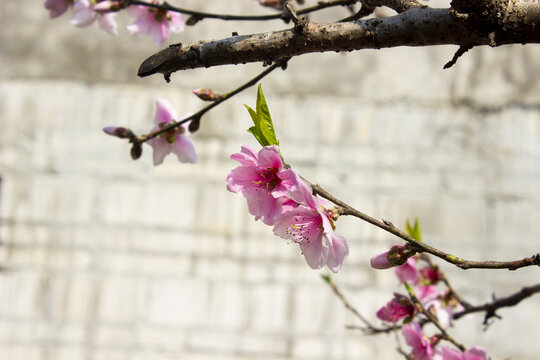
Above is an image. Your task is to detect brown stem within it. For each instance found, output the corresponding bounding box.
[405,285,465,351]
[453,284,540,324]
[322,275,392,334]
[137,58,289,144]
[138,6,540,77]
[127,0,358,22]
[311,183,540,270]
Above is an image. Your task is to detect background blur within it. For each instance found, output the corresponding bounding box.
[1,1,540,359]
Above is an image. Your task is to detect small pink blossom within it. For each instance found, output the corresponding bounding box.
[402,321,434,360]
[146,98,197,166]
[227,145,302,225]
[416,285,453,329]
[45,0,72,18]
[126,1,184,46]
[376,294,415,323]
[272,179,349,272]
[436,346,488,360]
[71,0,118,35]
[396,256,419,284]
[420,266,441,285]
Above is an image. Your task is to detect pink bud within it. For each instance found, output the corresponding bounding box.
[370,251,393,269]
[259,0,283,9]
[103,126,134,139]
[370,244,414,269]
[192,88,222,101]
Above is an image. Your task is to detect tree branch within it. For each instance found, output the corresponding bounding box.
[138,5,540,77]
[453,284,540,324]
[127,0,358,22]
[310,183,540,270]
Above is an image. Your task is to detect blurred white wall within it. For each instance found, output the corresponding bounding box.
[1,1,540,359]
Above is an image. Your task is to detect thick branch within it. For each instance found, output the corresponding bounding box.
[138,6,540,77]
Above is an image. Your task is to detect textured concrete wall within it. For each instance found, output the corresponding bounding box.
[1,1,540,359]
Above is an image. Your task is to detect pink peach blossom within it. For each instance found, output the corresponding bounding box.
[272,179,348,272]
[45,0,72,18]
[70,0,117,35]
[396,257,419,284]
[226,145,302,225]
[402,321,434,360]
[146,98,197,166]
[126,1,184,46]
[376,294,415,323]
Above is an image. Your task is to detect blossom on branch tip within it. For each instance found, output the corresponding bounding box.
[226,145,302,225]
[146,98,197,166]
[126,1,184,46]
[272,179,349,272]
[71,0,118,35]
[45,0,73,18]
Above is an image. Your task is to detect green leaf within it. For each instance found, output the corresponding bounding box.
[255,85,279,146]
[245,104,260,129]
[405,218,422,242]
[247,126,268,147]
[244,85,279,147]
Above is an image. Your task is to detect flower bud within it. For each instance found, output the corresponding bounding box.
[130,141,143,160]
[259,0,283,9]
[192,88,223,101]
[370,244,416,269]
[185,15,201,26]
[103,126,134,139]
[188,118,201,133]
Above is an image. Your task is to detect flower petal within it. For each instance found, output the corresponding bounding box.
[98,13,118,35]
[171,134,198,163]
[326,234,349,272]
[148,138,170,166]
[45,0,70,18]
[154,98,177,124]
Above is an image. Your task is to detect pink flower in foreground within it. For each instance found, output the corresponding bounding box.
[45,0,73,18]
[146,98,197,166]
[376,294,415,323]
[402,322,434,360]
[396,256,419,284]
[126,1,184,46]
[273,179,349,272]
[71,0,118,35]
[436,346,488,360]
[226,145,302,225]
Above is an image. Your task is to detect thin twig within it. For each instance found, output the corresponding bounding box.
[405,285,466,351]
[419,255,472,309]
[453,284,540,324]
[137,58,289,144]
[311,183,540,270]
[322,275,387,332]
[126,0,358,22]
